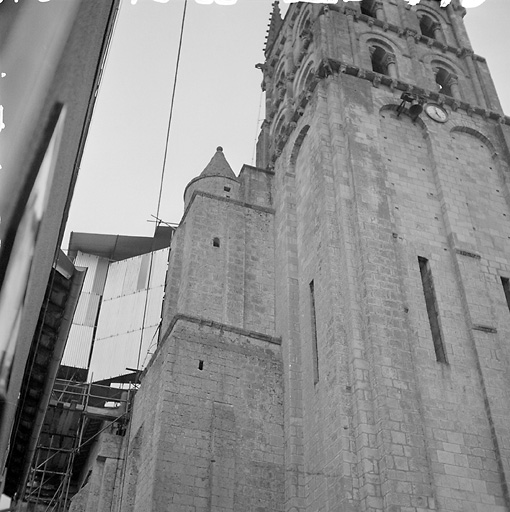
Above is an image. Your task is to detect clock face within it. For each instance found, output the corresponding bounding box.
[425,103,448,123]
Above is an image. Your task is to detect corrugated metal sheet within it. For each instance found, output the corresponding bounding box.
[139,325,159,367]
[74,252,99,294]
[122,255,141,296]
[149,248,169,287]
[96,292,145,339]
[88,330,142,381]
[88,325,160,381]
[73,251,109,296]
[144,286,164,327]
[61,324,93,368]
[72,292,101,326]
[102,259,127,300]
[91,257,109,295]
[137,253,150,291]
[70,247,168,380]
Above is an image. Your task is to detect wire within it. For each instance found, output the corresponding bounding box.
[155,0,188,222]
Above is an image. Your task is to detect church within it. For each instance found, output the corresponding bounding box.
[69,0,510,510]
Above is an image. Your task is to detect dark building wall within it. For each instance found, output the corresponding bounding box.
[0,0,119,488]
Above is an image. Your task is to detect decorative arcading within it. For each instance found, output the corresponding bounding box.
[266,57,509,165]
[264,4,508,165]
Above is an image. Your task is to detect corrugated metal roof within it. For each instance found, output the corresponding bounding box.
[68,229,172,262]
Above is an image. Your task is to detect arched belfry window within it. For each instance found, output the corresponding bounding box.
[295,59,315,98]
[295,14,312,63]
[434,66,460,99]
[297,11,311,37]
[273,62,287,108]
[370,46,397,78]
[360,0,376,17]
[419,14,442,41]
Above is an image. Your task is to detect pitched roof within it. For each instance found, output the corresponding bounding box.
[200,146,237,180]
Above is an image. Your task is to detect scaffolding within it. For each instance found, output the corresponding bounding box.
[18,378,133,512]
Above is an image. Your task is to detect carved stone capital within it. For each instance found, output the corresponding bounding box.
[446,73,458,86]
[383,52,397,67]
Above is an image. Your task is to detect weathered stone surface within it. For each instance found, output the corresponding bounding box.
[74,2,510,511]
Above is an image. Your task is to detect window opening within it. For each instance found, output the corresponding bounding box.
[501,277,510,313]
[224,186,231,192]
[419,15,438,39]
[370,46,397,78]
[310,280,319,384]
[360,0,376,17]
[435,67,456,97]
[198,360,204,371]
[418,257,447,363]
[213,237,220,248]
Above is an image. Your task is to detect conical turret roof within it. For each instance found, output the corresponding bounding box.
[200,146,237,180]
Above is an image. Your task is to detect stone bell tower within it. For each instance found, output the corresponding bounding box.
[256,0,510,511]
[68,2,510,512]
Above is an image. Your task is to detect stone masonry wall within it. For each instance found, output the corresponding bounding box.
[273,68,510,512]
[121,317,284,512]
[162,191,275,338]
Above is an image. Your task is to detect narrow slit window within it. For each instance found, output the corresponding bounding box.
[501,277,510,312]
[310,280,319,384]
[418,257,447,363]
[213,237,220,247]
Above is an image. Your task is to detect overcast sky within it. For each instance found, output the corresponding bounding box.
[64,0,510,247]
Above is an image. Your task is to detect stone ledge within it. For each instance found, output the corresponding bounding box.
[161,313,281,346]
[472,324,497,334]
[181,190,275,225]
[141,314,281,377]
[455,249,481,259]
[240,163,275,176]
[269,58,508,165]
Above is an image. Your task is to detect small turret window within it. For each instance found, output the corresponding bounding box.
[213,237,220,248]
